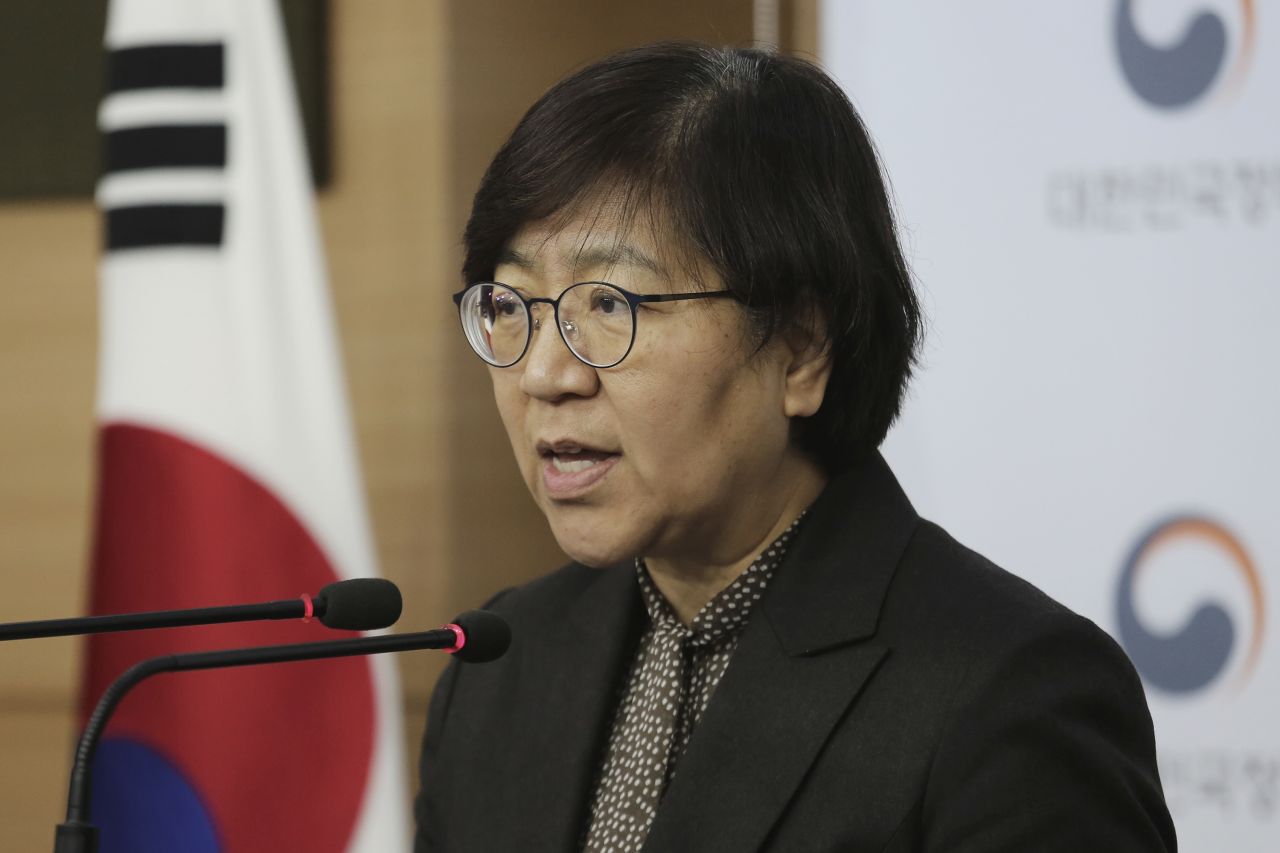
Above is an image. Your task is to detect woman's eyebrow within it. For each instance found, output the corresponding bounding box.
[494,246,535,270]
[495,243,671,280]
[572,244,670,280]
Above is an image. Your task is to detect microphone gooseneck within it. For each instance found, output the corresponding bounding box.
[58,609,510,850]
[3,577,401,642]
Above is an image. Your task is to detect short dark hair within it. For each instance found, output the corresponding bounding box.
[463,42,922,473]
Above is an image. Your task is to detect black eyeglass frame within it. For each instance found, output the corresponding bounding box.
[452,281,736,368]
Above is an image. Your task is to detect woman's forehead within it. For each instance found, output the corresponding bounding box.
[498,200,706,287]
[496,236,670,282]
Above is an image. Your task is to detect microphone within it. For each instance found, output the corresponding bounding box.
[2,577,402,641]
[53,610,509,853]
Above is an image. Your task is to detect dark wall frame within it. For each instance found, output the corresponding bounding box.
[0,0,331,199]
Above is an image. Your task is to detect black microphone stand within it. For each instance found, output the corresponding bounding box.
[54,626,464,853]
[5,578,401,641]
[3,599,311,641]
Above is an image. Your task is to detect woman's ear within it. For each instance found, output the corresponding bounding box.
[781,319,833,419]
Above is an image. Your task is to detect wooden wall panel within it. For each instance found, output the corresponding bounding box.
[0,200,98,849]
[319,0,453,710]
[0,705,77,851]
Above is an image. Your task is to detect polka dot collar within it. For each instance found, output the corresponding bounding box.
[634,512,807,650]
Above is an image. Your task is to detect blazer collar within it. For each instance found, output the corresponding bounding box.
[519,561,643,852]
[562,451,918,651]
[765,450,920,655]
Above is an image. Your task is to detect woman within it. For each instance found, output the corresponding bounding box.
[416,43,1175,852]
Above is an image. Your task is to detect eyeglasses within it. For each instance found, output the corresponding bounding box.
[453,281,735,368]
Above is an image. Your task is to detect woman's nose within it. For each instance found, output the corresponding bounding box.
[518,308,599,401]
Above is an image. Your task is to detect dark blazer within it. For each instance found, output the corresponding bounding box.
[415,454,1176,852]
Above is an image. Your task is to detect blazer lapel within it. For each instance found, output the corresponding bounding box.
[513,563,645,853]
[642,453,919,852]
[643,624,889,851]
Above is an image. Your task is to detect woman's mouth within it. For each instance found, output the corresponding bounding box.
[539,445,620,498]
[550,453,604,474]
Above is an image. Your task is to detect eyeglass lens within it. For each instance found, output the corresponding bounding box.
[459,282,635,368]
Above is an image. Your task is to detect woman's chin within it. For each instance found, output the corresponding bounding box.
[551,527,638,569]
[536,499,637,568]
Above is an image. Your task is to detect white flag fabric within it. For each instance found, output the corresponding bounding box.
[82,1,410,851]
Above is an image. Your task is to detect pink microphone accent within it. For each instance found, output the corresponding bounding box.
[300,593,314,623]
[444,624,466,655]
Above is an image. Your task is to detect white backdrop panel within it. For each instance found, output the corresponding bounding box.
[822,2,1279,850]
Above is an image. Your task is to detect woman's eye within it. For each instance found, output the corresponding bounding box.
[492,295,521,316]
[593,293,621,314]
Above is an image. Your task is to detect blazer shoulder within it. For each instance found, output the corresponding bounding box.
[889,519,1133,674]
[884,524,1173,850]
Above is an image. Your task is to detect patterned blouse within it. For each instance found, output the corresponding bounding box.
[582,515,806,852]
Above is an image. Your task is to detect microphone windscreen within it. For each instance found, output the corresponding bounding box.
[318,578,403,631]
[450,610,511,663]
